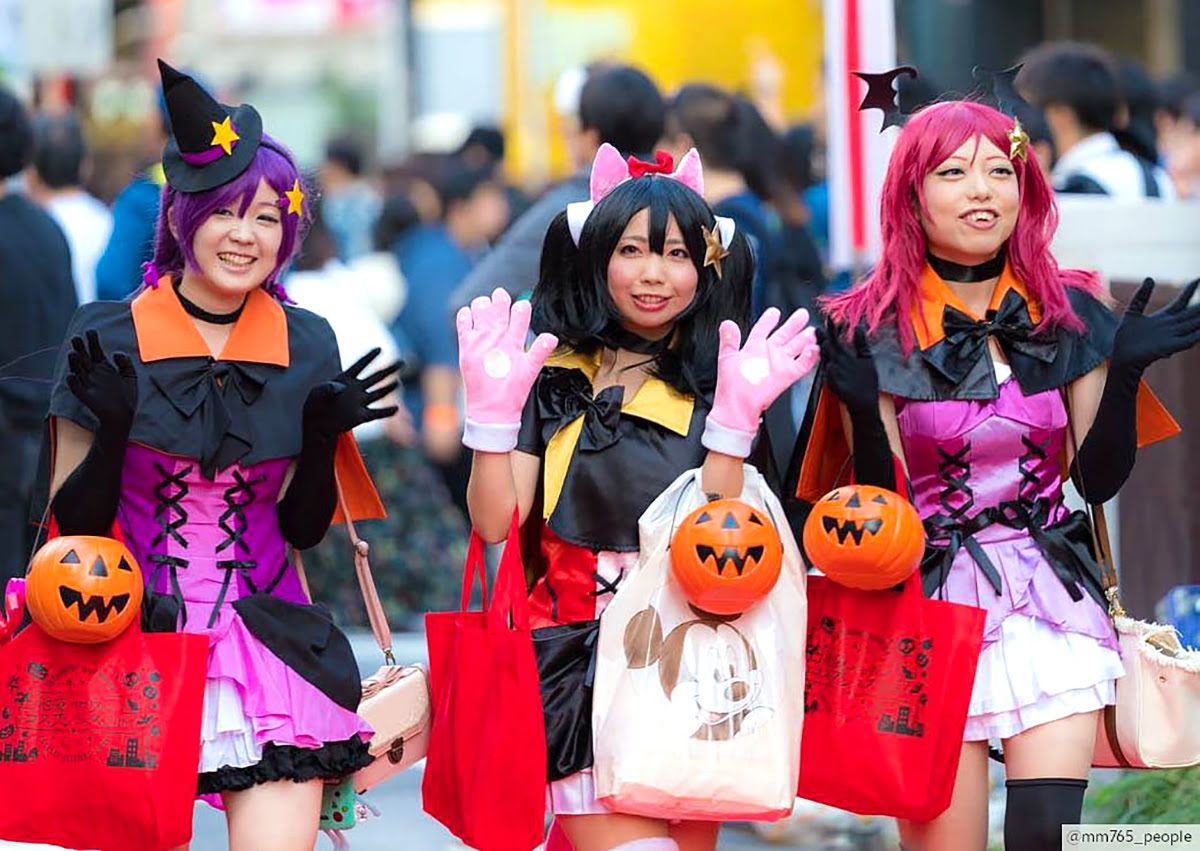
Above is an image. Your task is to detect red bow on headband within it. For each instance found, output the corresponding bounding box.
[627,150,674,178]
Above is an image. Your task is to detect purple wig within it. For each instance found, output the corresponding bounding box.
[148,136,309,301]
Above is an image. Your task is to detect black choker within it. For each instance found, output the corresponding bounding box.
[174,281,247,325]
[927,251,1007,283]
[600,323,671,356]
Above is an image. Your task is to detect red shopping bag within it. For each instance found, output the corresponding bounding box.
[422,513,547,851]
[0,620,207,851]
[796,576,986,822]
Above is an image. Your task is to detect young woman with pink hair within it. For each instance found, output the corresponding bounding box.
[791,99,1200,850]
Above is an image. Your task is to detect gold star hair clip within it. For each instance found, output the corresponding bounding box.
[702,225,731,279]
[1008,118,1030,162]
[284,179,305,217]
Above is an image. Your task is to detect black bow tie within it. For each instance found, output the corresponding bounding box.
[924,289,1058,386]
[150,359,271,478]
[536,368,625,453]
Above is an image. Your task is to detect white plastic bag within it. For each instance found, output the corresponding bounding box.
[592,465,807,821]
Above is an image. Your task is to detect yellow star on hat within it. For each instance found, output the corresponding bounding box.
[285,180,305,217]
[210,116,240,156]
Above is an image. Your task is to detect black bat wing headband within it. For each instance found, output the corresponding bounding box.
[852,65,918,130]
[852,63,1031,160]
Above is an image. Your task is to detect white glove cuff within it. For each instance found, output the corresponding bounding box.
[462,418,521,453]
[701,414,756,459]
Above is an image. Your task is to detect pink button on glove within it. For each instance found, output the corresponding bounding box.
[457,288,558,452]
[703,306,821,458]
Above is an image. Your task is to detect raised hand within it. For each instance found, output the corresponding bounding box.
[456,287,558,451]
[816,321,880,415]
[65,330,138,434]
[1111,278,1200,372]
[703,306,820,457]
[303,348,402,440]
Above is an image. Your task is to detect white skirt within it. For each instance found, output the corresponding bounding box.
[964,614,1124,741]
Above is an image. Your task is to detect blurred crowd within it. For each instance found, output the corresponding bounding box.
[3,39,1200,626]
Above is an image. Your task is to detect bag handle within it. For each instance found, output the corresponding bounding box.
[331,473,398,663]
[460,509,527,631]
[1060,388,1126,619]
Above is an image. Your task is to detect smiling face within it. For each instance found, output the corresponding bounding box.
[606,207,699,339]
[920,135,1019,266]
[182,177,284,301]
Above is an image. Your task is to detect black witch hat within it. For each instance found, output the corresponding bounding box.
[158,59,265,193]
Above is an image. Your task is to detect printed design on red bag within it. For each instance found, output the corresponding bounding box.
[0,656,164,767]
[624,605,773,740]
[804,614,932,738]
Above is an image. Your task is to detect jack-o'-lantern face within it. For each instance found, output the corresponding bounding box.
[26,536,144,644]
[802,485,925,590]
[670,499,783,615]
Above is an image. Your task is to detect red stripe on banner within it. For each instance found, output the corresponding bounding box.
[844,0,865,252]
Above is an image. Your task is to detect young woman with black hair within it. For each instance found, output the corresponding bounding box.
[458,144,818,851]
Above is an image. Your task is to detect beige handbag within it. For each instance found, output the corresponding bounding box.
[1062,395,1200,768]
[294,476,432,791]
[1085,506,1200,769]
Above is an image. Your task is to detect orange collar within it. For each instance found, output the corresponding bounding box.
[911,262,1042,350]
[131,277,289,366]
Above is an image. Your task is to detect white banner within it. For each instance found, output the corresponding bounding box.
[18,0,112,75]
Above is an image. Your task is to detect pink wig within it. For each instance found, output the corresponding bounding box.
[822,100,1101,353]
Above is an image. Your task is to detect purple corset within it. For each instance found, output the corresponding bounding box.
[897,376,1068,540]
[116,444,309,629]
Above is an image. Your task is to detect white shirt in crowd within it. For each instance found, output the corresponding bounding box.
[45,190,113,305]
[1050,132,1176,201]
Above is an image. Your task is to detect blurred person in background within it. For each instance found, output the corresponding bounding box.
[94,76,173,301]
[1010,100,1056,177]
[450,63,666,309]
[0,86,76,583]
[1165,93,1200,199]
[1114,58,1166,168]
[320,135,381,263]
[662,82,824,469]
[1018,42,1174,198]
[26,113,112,306]
[391,156,509,511]
[287,202,468,627]
[458,123,531,224]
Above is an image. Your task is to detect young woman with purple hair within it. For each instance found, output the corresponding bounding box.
[43,61,399,849]
[790,98,1200,851]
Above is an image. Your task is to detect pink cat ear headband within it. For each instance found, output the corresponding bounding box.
[566,143,736,275]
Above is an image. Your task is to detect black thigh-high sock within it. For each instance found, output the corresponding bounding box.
[1004,777,1088,851]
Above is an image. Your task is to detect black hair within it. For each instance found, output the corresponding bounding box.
[0,85,32,180]
[578,65,665,156]
[780,124,817,192]
[430,158,496,213]
[1159,72,1200,119]
[31,113,86,189]
[325,136,365,176]
[373,193,421,251]
[531,176,753,400]
[459,125,505,163]
[665,84,784,204]
[1114,58,1161,164]
[1017,42,1120,133]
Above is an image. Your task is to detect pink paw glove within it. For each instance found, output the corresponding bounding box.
[703,306,821,458]
[457,287,558,452]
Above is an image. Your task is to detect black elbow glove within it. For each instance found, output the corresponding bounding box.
[1072,278,1200,503]
[816,322,897,492]
[51,332,137,535]
[277,348,402,549]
